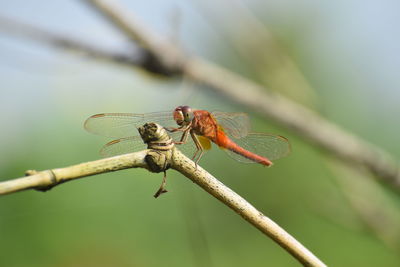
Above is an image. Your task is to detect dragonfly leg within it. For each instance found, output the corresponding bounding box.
[190,130,204,167]
[165,123,191,133]
[173,127,191,145]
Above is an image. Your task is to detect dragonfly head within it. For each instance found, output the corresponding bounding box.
[173,105,193,126]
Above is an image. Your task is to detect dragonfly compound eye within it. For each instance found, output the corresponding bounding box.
[181,106,193,122]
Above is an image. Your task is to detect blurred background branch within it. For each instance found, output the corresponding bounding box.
[0,16,157,71]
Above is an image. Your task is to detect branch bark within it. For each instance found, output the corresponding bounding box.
[171,149,326,267]
[0,151,148,195]
[0,123,327,267]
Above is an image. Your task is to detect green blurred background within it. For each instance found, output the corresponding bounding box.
[1,1,400,266]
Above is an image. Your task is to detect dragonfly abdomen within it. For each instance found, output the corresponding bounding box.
[215,130,273,166]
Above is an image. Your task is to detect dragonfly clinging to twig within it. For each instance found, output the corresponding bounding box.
[84,105,290,166]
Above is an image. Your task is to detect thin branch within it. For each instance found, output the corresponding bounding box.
[82,0,184,75]
[82,0,400,190]
[171,149,326,267]
[0,123,327,267]
[0,151,148,195]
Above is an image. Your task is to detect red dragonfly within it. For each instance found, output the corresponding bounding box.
[84,106,290,166]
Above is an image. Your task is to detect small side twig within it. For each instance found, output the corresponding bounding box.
[153,171,168,198]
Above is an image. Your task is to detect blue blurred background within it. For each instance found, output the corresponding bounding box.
[1,1,400,266]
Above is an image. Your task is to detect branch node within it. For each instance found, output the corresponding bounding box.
[25,169,59,192]
[145,151,170,173]
[138,122,175,197]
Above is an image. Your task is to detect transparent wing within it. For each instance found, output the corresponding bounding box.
[84,111,176,138]
[100,137,146,157]
[211,111,251,139]
[223,133,291,163]
[100,131,199,158]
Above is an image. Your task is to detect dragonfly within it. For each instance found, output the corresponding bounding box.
[84,106,290,166]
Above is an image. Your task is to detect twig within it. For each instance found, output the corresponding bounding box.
[81,0,400,190]
[0,123,327,267]
[171,149,326,267]
[0,151,148,195]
